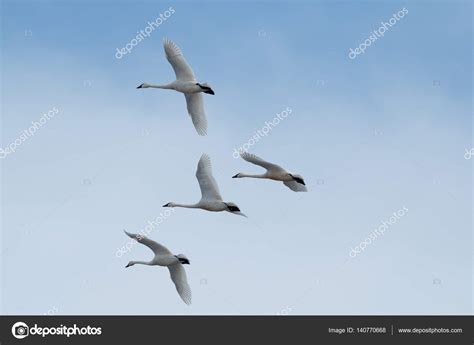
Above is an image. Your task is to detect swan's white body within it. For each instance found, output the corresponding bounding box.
[233,152,307,192]
[163,154,246,217]
[124,230,192,305]
[137,39,213,136]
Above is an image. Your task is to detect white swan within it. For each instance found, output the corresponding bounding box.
[137,39,214,136]
[124,230,192,305]
[163,154,247,217]
[232,152,307,192]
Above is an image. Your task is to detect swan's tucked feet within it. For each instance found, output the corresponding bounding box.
[289,174,306,185]
[176,255,190,264]
[225,203,241,212]
[196,83,215,95]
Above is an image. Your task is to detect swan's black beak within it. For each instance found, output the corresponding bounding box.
[125,263,131,268]
[232,174,239,178]
[136,84,144,89]
[163,203,170,207]
[204,89,215,95]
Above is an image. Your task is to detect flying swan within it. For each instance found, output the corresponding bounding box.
[232,152,307,192]
[163,154,247,217]
[124,230,192,305]
[137,38,214,136]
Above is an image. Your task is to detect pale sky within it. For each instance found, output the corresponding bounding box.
[1,0,472,315]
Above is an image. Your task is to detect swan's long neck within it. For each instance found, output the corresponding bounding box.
[131,260,153,266]
[147,83,173,89]
[173,203,200,209]
[238,173,267,178]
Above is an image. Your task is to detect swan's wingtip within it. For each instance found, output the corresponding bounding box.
[240,151,250,158]
[196,127,207,136]
[163,38,176,47]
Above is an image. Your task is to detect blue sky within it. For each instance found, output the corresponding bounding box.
[1,0,472,315]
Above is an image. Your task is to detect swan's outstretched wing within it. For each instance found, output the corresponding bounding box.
[184,93,207,136]
[163,39,196,82]
[195,154,223,201]
[124,230,172,255]
[283,180,308,192]
[168,264,192,305]
[240,152,286,173]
